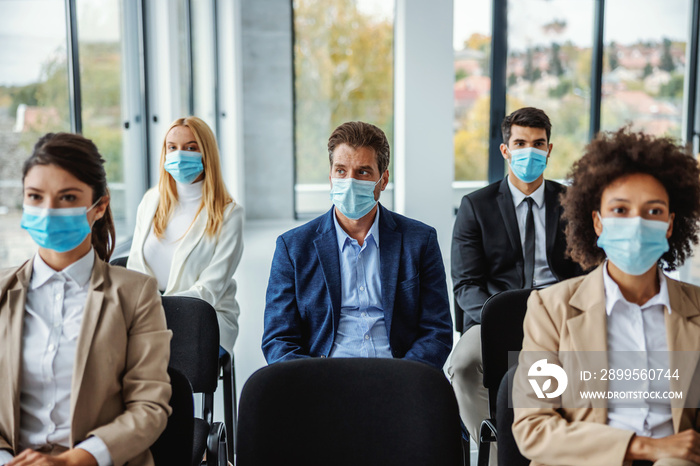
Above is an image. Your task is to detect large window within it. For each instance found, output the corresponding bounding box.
[293,0,395,216]
[0,0,70,266]
[77,0,127,233]
[506,0,594,180]
[467,0,696,188]
[601,0,691,139]
[453,0,492,183]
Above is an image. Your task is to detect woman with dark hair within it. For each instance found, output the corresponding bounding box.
[0,133,171,466]
[512,128,700,466]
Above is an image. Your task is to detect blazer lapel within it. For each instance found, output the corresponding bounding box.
[165,208,207,293]
[567,265,609,421]
[543,181,560,258]
[70,253,105,437]
[378,205,401,335]
[313,209,342,332]
[1,260,32,449]
[665,278,700,432]
[496,178,524,284]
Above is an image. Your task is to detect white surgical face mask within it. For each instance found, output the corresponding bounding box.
[329,177,381,220]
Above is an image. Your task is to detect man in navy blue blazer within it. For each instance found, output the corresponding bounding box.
[262,121,453,370]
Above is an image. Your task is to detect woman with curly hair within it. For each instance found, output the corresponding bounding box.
[512,128,700,466]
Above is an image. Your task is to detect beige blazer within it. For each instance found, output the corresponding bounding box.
[127,188,244,352]
[513,264,700,466]
[0,254,172,466]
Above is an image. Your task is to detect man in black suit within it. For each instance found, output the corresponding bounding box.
[448,107,582,462]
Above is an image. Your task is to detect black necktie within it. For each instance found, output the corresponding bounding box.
[523,197,535,288]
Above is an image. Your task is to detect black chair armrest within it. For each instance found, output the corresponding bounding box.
[207,421,228,466]
[479,418,497,443]
[478,418,497,466]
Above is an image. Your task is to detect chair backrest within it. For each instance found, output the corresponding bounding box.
[496,365,529,466]
[151,367,194,466]
[236,358,464,466]
[481,288,532,408]
[109,255,128,267]
[161,296,220,395]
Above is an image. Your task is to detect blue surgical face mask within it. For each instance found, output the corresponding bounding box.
[330,177,382,220]
[21,198,101,253]
[508,147,548,183]
[164,150,204,184]
[596,213,670,276]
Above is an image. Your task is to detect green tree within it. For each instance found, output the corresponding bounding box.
[293,0,394,184]
[660,38,674,72]
[507,72,518,87]
[550,42,564,76]
[658,73,685,99]
[524,48,536,82]
[643,62,653,78]
[9,41,123,183]
[608,41,619,71]
[454,96,489,181]
[548,79,572,98]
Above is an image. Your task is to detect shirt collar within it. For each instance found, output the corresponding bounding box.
[602,260,671,315]
[507,176,545,209]
[30,249,95,290]
[332,207,380,251]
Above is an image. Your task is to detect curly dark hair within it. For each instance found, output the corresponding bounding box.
[562,127,700,271]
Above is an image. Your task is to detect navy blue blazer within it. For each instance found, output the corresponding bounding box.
[262,204,453,370]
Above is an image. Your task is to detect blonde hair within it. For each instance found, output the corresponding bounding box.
[153,116,233,238]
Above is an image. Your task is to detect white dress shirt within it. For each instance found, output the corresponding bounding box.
[0,251,113,465]
[603,262,673,438]
[507,176,556,287]
[143,180,203,291]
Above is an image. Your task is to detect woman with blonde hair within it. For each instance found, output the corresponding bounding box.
[128,116,243,355]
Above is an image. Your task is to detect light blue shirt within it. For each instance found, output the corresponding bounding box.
[329,208,392,358]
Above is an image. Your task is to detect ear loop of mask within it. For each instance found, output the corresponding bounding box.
[87,197,103,228]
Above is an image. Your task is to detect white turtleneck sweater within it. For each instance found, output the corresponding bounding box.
[143,180,203,291]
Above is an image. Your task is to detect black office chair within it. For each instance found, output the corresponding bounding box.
[219,349,237,458]
[151,367,195,465]
[162,296,227,466]
[109,255,128,267]
[496,365,529,466]
[110,254,238,456]
[478,288,532,466]
[236,358,464,466]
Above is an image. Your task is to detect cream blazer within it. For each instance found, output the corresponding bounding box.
[127,188,244,352]
[513,264,700,466]
[0,254,172,466]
